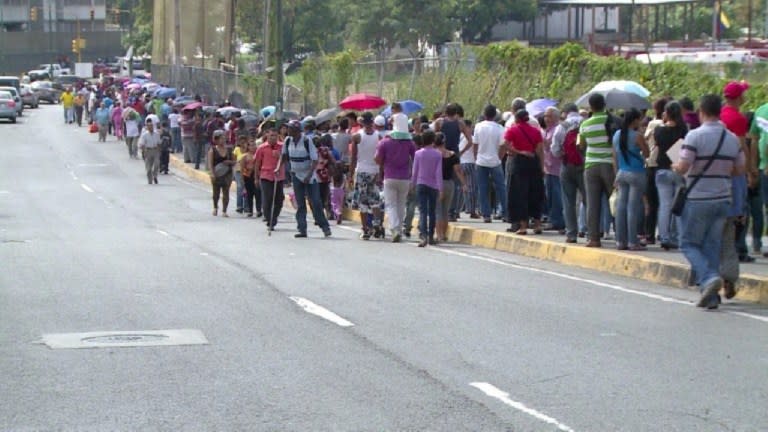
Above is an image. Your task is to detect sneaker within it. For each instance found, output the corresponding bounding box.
[153,177,158,184]
[404,230,411,238]
[294,232,307,238]
[565,238,577,244]
[697,277,723,308]
[323,228,332,238]
[723,280,737,300]
[418,237,428,247]
[392,233,402,243]
[428,236,437,245]
[360,230,371,240]
[373,225,384,239]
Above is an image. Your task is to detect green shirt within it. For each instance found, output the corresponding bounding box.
[579,111,614,168]
[749,103,768,170]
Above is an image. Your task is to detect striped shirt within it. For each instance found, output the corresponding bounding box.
[578,112,613,168]
[679,121,744,201]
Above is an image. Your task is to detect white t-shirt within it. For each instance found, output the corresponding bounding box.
[355,130,380,174]
[391,112,409,134]
[473,120,505,167]
[125,119,140,138]
[168,112,180,128]
[459,135,475,164]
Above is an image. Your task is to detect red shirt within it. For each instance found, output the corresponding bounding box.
[721,105,748,137]
[504,121,543,153]
[254,141,285,181]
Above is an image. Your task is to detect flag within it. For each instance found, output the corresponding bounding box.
[720,10,731,29]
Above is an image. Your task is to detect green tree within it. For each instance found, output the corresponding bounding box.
[121,0,153,55]
[453,0,538,43]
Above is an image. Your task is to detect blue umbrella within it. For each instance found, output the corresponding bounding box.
[130,77,149,84]
[525,98,558,117]
[261,105,276,118]
[381,99,423,117]
[154,87,177,99]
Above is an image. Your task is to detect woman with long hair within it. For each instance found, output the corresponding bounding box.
[613,108,650,250]
[207,130,236,217]
[504,109,545,235]
[654,101,688,250]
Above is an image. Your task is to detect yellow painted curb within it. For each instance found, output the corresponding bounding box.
[173,154,768,304]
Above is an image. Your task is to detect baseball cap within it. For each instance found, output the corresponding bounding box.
[723,81,749,99]
[374,115,386,127]
[361,112,374,125]
[213,129,226,138]
[287,120,302,130]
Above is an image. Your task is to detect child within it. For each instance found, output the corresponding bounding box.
[412,130,443,247]
[159,121,172,174]
[390,102,411,140]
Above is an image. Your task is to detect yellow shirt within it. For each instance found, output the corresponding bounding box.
[60,92,74,108]
[233,146,245,172]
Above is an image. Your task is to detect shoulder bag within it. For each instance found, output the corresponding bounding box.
[671,129,726,216]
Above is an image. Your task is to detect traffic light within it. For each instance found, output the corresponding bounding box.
[89,9,94,20]
[71,39,79,54]
[30,7,38,21]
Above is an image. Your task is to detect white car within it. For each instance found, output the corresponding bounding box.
[0,90,18,123]
[0,86,23,116]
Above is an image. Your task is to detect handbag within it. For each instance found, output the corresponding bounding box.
[671,129,726,216]
[213,162,231,178]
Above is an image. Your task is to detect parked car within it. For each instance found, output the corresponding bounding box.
[30,80,61,104]
[20,84,39,108]
[28,63,70,79]
[28,70,51,82]
[0,86,23,116]
[0,91,18,123]
[53,75,87,91]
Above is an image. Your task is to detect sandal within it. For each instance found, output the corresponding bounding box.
[516,230,527,235]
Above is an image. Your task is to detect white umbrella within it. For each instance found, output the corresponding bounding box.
[590,80,651,98]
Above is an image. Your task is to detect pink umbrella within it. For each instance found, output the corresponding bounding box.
[126,83,141,90]
[183,101,203,111]
[339,93,387,111]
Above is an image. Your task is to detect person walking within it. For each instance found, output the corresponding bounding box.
[474,105,507,223]
[749,101,768,257]
[138,117,162,185]
[551,104,585,243]
[654,101,688,250]
[435,132,468,242]
[180,110,195,162]
[168,108,182,153]
[458,119,479,218]
[504,109,545,235]
[74,93,86,127]
[255,128,285,230]
[194,111,207,170]
[233,135,248,214]
[579,93,616,247]
[673,94,745,310]
[240,138,259,218]
[111,102,124,140]
[94,102,110,142]
[60,88,74,124]
[124,108,141,158]
[412,130,443,247]
[612,109,649,251]
[375,127,416,243]
[350,113,384,240]
[159,121,172,175]
[207,130,236,217]
[280,120,332,238]
[436,103,472,221]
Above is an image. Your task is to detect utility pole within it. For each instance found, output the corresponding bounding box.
[76,16,82,62]
[275,0,283,119]
[262,0,270,75]
[174,0,181,65]
[200,0,206,68]
[712,0,718,50]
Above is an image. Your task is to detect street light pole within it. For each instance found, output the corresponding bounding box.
[275,0,283,120]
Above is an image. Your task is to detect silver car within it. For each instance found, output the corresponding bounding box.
[20,84,39,108]
[0,91,18,123]
[0,86,23,117]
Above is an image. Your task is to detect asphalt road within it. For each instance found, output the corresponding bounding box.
[1,105,767,432]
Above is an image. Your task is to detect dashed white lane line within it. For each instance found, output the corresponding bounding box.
[80,183,94,193]
[289,296,355,327]
[471,382,576,432]
[156,230,169,237]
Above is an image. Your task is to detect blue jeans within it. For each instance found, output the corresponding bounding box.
[545,174,564,229]
[655,169,684,245]
[416,184,438,239]
[476,164,507,219]
[681,199,729,288]
[171,127,182,152]
[561,164,585,239]
[291,175,329,234]
[615,170,647,247]
[234,171,244,211]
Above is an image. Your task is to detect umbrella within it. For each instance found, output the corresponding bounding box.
[174,96,194,106]
[260,105,276,118]
[575,89,651,111]
[130,77,149,84]
[339,93,387,111]
[381,99,424,117]
[315,107,340,125]
[591,80,650,98]
[126,83,141,90]
[525,98,558,117]
[242,114,260,128]
[217,106,241,119]
[202,105,217,114]
[155,87,176,99]
[183,101,203,111]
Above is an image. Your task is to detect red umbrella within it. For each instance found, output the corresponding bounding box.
[339,93,387,111]
[183,101,203,111]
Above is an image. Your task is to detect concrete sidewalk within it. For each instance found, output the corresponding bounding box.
[170,155,768,304]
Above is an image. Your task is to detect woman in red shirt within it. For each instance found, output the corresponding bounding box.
[504,109,546,235]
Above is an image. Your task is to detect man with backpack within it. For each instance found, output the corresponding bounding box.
[280,120,332,238]
[552,104,585,243]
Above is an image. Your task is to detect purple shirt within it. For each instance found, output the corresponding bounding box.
[376,137,416,180]
[412,147,443,191]
[542,125,561,176]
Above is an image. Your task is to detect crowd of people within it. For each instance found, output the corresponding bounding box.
[66,77,764,310]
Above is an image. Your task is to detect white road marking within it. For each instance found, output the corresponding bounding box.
[200,252,209,256]
[430,246,768,324]
[77,163,109,167]
[80,184,94,193]
[289,296,355,327]
[470,382,576,432]
[41,329,208,349]
[156,230,169,237]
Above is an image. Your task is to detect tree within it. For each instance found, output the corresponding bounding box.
[121,0,153,55]
[453,0,538,43]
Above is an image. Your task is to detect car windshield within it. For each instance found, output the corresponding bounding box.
[0,87,17,95]
[0,91,12,99]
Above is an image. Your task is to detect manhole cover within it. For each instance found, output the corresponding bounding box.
[40,329,208,349]
[82,334,169,344]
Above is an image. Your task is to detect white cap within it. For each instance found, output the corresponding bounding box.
[374,115,386,126]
